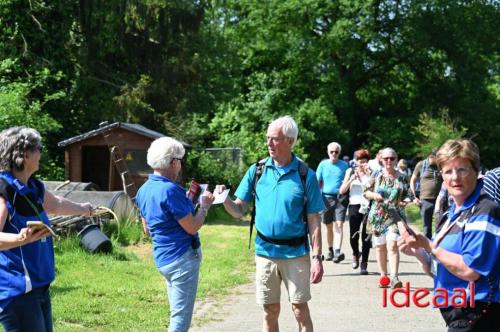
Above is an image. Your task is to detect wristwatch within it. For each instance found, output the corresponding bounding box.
[311,254,324,261]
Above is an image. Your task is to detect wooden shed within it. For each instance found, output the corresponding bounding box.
[58,122,190,194]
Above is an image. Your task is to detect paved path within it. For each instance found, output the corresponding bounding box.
[191,225,445,332]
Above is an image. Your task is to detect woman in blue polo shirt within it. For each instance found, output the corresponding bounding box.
[135,137,214,332]
[399,139,500,331]
[0,126,94,332]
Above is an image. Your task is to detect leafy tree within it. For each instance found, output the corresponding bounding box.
[413,109,468,158]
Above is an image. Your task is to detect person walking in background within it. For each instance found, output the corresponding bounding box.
[216,116,324,332]
[364,147,411,289]
[0,126,94,332]
[397,159,412,178]
[399,139,500,331]
[410,148,443,239]
[135,137,215,332]
[316,142,349,262]
[368,149,383,173]
[339,149,372,275]
[483,167,500,204]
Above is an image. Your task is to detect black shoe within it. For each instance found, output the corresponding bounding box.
[325,251,334,261]
[352,256,359,269]
[360,262,368,275]
[333,253,345,263]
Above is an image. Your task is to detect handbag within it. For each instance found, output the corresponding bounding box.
[337,192,349,207]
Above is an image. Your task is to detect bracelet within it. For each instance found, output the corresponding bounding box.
[311,254,324,261]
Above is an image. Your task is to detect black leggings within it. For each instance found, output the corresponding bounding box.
[348,205,371,262]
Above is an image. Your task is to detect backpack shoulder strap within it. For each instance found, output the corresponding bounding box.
[297,160,310,249]
[249,158,267,248]
[298,160,308,193]
[421,159,429,176]
[252,158,267,194]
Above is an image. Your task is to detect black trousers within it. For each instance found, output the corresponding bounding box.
[348,204,371,262]
[440,302,500,332]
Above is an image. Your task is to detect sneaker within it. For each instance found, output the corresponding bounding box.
[352,256,359,269]
[325,251,334,261]
[360,262,368,275]
[333,253,345,263]
[390,277,403,289]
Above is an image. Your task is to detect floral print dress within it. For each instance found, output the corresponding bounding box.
[365,172,410,236]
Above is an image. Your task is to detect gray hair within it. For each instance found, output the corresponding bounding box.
[327,142,341,153]
[381,147,398,160]
[268,115,298,146]
[147,137,185,170]
[0,126,42,172]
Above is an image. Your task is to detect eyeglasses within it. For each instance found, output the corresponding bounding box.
[382,157,395,161]
[441,167,472,179]
[171,157,183,162]
[329,150,339,154]
[266,136,286,143]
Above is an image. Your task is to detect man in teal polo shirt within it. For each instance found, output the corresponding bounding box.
[216,115,324,332]
[316,142,349,262]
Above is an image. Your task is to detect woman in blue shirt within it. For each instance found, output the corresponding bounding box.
[135,137,214,332]
[399,139,500,331]
[0,126,94,332]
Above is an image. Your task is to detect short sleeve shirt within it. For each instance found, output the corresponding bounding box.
[316,159,349,195]
[235,156,324,258]
[135,174,196,268]
[433,181,500,305]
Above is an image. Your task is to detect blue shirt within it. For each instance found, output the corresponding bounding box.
[235,156,324,258]
[316,159,349,195]
[433,181,500,306]
[135,174,197,268]
[0,172,54,312]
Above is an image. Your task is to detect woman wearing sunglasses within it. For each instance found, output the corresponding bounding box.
[0,126,94,332]
[364,147,411,288]
[398,139,500,331]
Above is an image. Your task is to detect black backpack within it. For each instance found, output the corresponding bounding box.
[249,158,309,249]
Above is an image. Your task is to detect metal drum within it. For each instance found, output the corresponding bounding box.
[44,181,100,191]
[49,191,137,233]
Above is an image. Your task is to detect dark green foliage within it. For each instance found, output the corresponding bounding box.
[1,0,498,179]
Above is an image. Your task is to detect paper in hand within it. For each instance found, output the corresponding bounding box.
[213,189,230,205]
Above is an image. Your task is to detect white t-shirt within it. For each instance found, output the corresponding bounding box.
[348,170,370,206]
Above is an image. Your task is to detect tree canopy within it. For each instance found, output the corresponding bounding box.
[1,0,498,180]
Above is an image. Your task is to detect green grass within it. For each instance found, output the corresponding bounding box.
[52,206,254,331]
[404,204,423,231]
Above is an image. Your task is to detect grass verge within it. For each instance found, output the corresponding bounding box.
[52,206,254,331]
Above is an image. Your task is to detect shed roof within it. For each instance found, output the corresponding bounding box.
[58,122,190,147]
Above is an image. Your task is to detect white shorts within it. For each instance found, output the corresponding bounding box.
[372,231,401,246]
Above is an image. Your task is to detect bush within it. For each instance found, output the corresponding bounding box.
[185,150,246,191]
